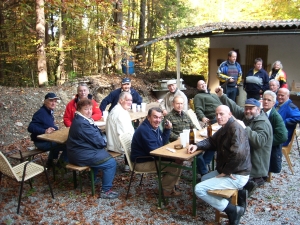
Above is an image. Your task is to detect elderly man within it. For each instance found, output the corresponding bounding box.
[28,93,68,168]
[64,83,102,127]
[100,77,142,112]
[262,90,288,174]
[269,79,280,94]
[159,79,188,116]
[244,58,269,100]
[217,51,242,101]
[194,80,222,124]
[215,86,272,192]
[106,92,134,171]
[131,107,182,197]
[275,88,300,146]
[189,105,251,225]
[165,96,194,142]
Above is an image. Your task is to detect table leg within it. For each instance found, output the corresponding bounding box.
[157,157,162,209]
[192,156,197,216]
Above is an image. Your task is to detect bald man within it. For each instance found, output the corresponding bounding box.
[188,105,251,225]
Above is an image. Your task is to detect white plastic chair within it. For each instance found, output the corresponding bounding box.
[0,151,54,214]
[187,109,202,130]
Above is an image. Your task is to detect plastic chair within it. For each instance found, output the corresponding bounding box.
[0,151,54,214]
[119,133,159,199]
[187,109,202,130]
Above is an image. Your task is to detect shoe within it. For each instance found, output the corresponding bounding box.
[238,189,248,214]
[252,177,265,187]
[124,165,130,172]
[243,180,258,197]
[101,190,119,199]
[227,206,244,225]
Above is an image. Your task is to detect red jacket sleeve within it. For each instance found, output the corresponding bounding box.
[63,100,76,127]
[91,99,102,121]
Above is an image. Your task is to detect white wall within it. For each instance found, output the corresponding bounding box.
[210,35,300,89]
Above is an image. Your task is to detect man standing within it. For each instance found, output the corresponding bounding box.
[244,58,269,100]
[165,96,194,142]
[106,92,135,171]
[64,83,102,127]
[159,79,188,116]
[262,90,288,174]
[189,105,251,225]
[275,88,300,146]
[217,51,242,101]
[100,77,142,112]
[215,87,272,191]
[131,107,182,197]
[28,93,68,168]
[194,80,222,124]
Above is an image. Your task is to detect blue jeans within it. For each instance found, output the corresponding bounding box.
[91,158,116,192]
[34,141,68,162]
[196,151,215,175]
[226,86,238,102]
[195,170,249,211]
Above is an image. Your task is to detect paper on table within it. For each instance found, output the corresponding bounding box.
[94,121,106,126]
[212,125,222,131]
[199,130,207,137]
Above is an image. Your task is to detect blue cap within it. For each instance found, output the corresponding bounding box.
[245,98,260,107]
[121,77,131,84]
[44,92,60,100]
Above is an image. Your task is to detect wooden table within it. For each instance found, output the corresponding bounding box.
[150,139,202,216]
[128,102,159,121]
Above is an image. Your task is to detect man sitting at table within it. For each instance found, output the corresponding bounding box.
[100,77,142,112]
[106,92,135,172]
[28,93,68,168]
[64,82,102,127]
[165,96,194,142]
[131,107,182,197]
[188,105,251,225]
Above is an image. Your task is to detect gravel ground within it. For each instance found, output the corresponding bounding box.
[1,140,299,225]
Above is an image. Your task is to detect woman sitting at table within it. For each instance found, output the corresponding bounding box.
[66,99,119,199]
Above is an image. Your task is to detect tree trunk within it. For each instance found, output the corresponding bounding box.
[36,0,48,86]
[113,0,123,72]
[136,0,146,65]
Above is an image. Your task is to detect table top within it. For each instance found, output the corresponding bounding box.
[150,139,202,161]
[37,127,70,144]
[128,102,159,121]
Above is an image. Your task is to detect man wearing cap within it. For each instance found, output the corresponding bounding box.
[28,93,68,168]
[215,86,272,194]
[159,79,188,116]
[64,82,102,127]
[100,77,142,112]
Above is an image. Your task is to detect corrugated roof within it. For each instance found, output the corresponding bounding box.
[136,19,300,48]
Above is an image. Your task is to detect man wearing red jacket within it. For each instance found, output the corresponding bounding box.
[63,83,102,127]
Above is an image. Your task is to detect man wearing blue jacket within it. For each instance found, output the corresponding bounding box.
[244,58,269,100]
[28,93,67,168]
[100,77,142,112]
[275,88,300,146]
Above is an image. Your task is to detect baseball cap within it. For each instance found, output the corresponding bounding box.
[244,98,260,107]
[121,77,131,84]
[44,92,60,100]
[167,79,176,85]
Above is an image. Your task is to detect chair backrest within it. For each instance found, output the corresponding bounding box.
[119,133,134,171]
[0,151,17,179]
[187,109,202,130]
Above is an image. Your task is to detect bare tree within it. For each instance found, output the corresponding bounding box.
[36,0,48,86]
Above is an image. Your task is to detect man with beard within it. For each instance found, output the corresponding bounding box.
[215,86,272,196]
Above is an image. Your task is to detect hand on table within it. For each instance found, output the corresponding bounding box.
[187,144,197,154]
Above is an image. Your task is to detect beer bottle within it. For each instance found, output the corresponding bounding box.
[207,122,212,137]
[189,125,194,144]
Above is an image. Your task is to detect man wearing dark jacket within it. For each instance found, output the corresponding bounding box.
[189,105,251,225]
[100,77,142,112]
[28,93,68,168]
[244,58,269,100]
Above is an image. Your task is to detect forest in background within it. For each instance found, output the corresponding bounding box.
[0,0,299,87]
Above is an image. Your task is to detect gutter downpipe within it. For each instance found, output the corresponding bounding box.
[176,39,181,88]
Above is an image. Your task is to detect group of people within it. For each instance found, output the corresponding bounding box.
[28,77,143,199]
[27,60,299,223]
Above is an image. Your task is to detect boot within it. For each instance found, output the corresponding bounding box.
[238,189,248,214]
[224,203,244,225]
[243,180,257,197]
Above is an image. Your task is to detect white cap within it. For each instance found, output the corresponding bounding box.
[167,80,176,85]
